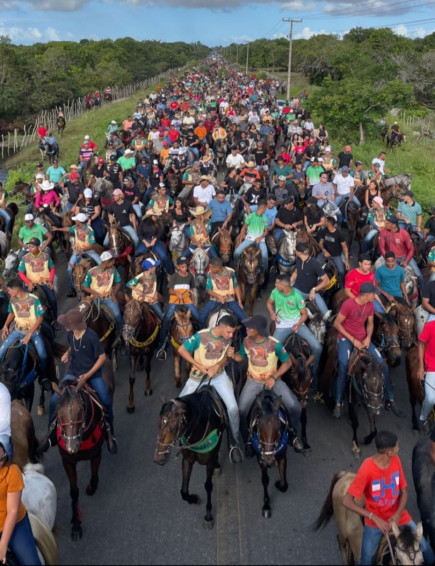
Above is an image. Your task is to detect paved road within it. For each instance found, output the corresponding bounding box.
[30,248,428,565]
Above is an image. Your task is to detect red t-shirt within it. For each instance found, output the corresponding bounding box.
[338,298,374,342]
[348,455,412,527]
[345,269,375,298]
[418,320,435,372]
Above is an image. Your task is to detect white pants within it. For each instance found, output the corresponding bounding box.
[420,371,435,422]
[180,371,240,441]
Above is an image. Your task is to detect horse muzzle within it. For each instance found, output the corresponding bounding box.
[153,451,170,466]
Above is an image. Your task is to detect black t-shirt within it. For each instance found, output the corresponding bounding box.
[304,205,324,229]
[225,176,238,194]
[294,257,325,293]
[245,187,266,206]
[276,206,302,226]
[239,139,249,154]
[67,328,105,379]
[185,133,199,147]
[107,164,122,188]
[80,198,99,219]
[66,182,84,204]
[423,281,435,308]
[109,199,134,226]
[319,227,346,256]
[123,184,140,203]
[253,148,267,166]
[92,165,107,179]
[337,152,353,168]
[424,217,435,238]
[139,218,162,241]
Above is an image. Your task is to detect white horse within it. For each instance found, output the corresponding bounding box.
[190,247,209,304]
[169,224,188,259]
[22,463,57,531]
[2,248,20,278]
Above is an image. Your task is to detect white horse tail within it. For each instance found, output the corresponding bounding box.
[28,512,58,566]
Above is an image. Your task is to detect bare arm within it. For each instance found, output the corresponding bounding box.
[0,491,21,561]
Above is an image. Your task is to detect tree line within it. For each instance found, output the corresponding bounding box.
[0,36,210,124]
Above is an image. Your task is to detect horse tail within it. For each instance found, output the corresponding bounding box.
[28,512,58,565]
[313,470,348,531]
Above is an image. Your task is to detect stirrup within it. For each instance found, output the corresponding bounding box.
[156,348,167,361]
[229,444,243,464]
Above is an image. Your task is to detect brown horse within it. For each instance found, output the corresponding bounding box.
[236,244,264,317]
[122,300,160,410]
[372,312,402,369]
[212,226,233,265]
[77,299,118,367]
[170,308,196,389]
[72,257,97,296]
[11,399,39,470]
[106,222,133,284]
[55,360,114,540]
[390,301,416,350]
[405,345,429,431]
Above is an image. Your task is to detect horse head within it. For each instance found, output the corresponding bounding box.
[108,222,124,257]
[239,244,262,284]
[353,352,384,415]
[393,302,416,349]
[391,521,424,565]
[72,258,93,293]
[154,399,187,465]
[191,247,209,283]
[285,335,314,406]
[56,383,86,455]
[251,391,284,467]
[217,227,232,264]
[122,300,143,342]
[374,313,402,368]
[10,181,30,197]
[3,249,19,278]
[169,225,186,257]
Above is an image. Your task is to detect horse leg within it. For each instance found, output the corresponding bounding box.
[300,406,311,451]
[274,453,288,493]
[249,282,259,317]
[144,350,153,396]
[63,459,82,540]
[85,452,101,496]
[363,410,377,445]
[181,456,199,504]
[37,389,45,416]
[348,400,361,458]
[174,350,181,389]
[409,393,420,431]
[127,353,137,413]
[203,459,215,529]
[261,463,272,518]
[239,281,246,309]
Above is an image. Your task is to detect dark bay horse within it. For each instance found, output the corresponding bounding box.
[154,387,227,529]
[77,300,118,367]
[339,199,360,249]
[248,389,289,518]
[236,244,263,317]
[170,307,196,389]
[405,345,427,431]
[11,399,39,470]
[212,226,233,265]
[412,436,435,551]
[106,223,133,285]
[122,300,160,410]
[55,361,114,540]
[372,312,402,369]
[0,202,18,235]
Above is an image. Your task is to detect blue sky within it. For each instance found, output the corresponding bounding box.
[1,0,434,46]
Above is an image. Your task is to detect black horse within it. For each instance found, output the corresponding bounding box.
[39,141,59,164]
[412,436,435,551]
[154,386,227,529]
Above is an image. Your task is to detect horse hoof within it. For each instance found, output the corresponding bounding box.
[86,483,98,496]
[203,518,214,529]
[144,389,153,397]
[37,405,45,416]
[262,509,272,519]
[126,405,135,414]
[303,442,311,451]
[71,526,83,541]
[275,480,288,493]
[188,495,200,505]
[213,464,221,477]
[175,381,182,389]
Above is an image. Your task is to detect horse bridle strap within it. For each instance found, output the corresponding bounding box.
[129,324,159,348]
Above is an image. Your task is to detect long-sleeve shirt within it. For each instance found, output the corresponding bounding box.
[379,227,414,264]
[35,190,60,209]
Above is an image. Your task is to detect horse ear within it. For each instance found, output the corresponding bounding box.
[391,520,400,538]
[416,521,423,542]
[274,395,282,410]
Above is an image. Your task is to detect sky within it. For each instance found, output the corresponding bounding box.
[1,0,434,46]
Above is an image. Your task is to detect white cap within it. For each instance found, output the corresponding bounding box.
[100,251,113,261]
[84,135,90,140]
[153,159,158,164]
[24,213,34,221]
[36,173,44,179]
[111,120,116,124]
[83,188,93,198]
[324,146,332,152]
[72,213,88,223]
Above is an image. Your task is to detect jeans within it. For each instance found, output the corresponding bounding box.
[104,225,139,250]
[360,521,435,565]
[273,324,322,377]
[294,288,329,317]
[336,338,393,405]
[91,217,105,245]
[420,371,435,421]
[182,244,218,260]
[101,298,123,332]
[362,229,378,252]
[239,377,301,442]
[136,239,174,275]
[50,373,115,435]
[188,146,200,160]
[132,203,143,219]
[180,371,240,442]
[149,302,164,320]
[396,256,424,289]
[335,194,361,209]
[274,228,285,243]
[40,284,58,319]
[234,239,268,272]
[200,300,246,327]
[63,201,74,213]
[0,329,47,372]
[2,513,41,566]
[67,250,102,290]
[0,209,12,231]
[158,303,201,348]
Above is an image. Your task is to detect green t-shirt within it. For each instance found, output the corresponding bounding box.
[306,165,324,186]
[239,339,289,362]
[18,223,48,245]
[245,212,268,239]
[117,156,136,171]
[269,287,305,324]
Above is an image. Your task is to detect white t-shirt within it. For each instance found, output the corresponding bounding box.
[333,174,354,196]
[226,153,246,169]
[193,184,216,205]
[372,157,385,175]
[0,383,11,437]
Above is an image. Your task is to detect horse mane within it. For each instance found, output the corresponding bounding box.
[397,524,415,550]
[28,512,58,565]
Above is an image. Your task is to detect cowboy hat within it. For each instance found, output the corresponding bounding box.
[144,208,162,217]
[199,175,210,182]
[58,309,87,331]
[200,154,213,162]
[247,160,256,168]
[189,206,212,219]
[41,180,54,191]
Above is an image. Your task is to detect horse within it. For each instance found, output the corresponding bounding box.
[412,436,435,551]
[154,387,227,529]
[77,300,118,366]
[54,363,114,540]
[0,202,17,236]
[214,138,228,170]
[22,462,57,531]
[10,180,33,205]
[346,349,384,456]
[314,470,424,566]
[169,307,197,389]
[282,334,314,450]
[276,229,297,274]
[387,132,406,150]
[56,115,66,137]
[383,173,412,192]
[169,224,188,260]
[405,345,430,431]
[236,244,263,317]
[247,389,289,518]
[390,301,417,350]
[39,141,59,164]
[339,199,360,250]
[12,512,58,565]
[89,177,114,216]
[189,247,209,305]
[212,226,232,265]
[122,300,160,410]
[0,341,39,411]
[72,256,98,296]
[372,312,402,369]
[106,222,134,284]
[305,299,327,345]
[11,400,39,470]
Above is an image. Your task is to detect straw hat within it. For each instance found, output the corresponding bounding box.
[144,208,162,218]
[189,206,212,219]
[247,160,256,168]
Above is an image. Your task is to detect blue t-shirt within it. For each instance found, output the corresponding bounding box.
[375,264,405,296]
[265,206,278,228]
[67,328,105,379]
[206,199,232,223]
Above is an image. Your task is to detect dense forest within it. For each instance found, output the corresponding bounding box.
[0,37,210,122]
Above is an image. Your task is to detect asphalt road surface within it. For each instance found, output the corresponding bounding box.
[28,245,429,566]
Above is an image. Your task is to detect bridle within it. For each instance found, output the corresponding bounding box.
[57,387,89,446]
[154,401,187,456]
[350,352,384,412]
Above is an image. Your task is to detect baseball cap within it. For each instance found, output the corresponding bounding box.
[345,145,351,151]
[72,213,88,223]
[387,215,399,225]
[153,159,159,164]
[83,188,93,198]
[373,196,384,207]
[359,282,376,294]
[113,188,123,195]
[24,213,34,221]
[295,242,309,254]
[100,251,113,261]
[69,171,80,180]
[278,175,286,181]
[176,257,188,265]
[373,161,381,167]
[98,157,104,164]
[341,166,350,173]
[141,258,161,270]
[84,135,90,140]
[36,173,44,179]
[28,237,41,246]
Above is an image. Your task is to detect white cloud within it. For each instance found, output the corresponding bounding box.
[0,21,63,43]
[294,26,328,39]
[323,0,410,16]
[281,0,315,11]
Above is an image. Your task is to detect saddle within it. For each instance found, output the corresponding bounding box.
[78,298,116,326]
[2,339,39,392]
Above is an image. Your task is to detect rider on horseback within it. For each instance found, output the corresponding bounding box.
[234,200,269,274]
[181,206,218,261]
[126,258,164,320]
[0,278,51,392]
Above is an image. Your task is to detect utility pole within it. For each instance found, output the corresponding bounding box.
[236,44,239,65]
[282,18,302,101]
[245,43,249,74]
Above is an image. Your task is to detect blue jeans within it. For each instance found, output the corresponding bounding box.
[149,302,164,320]
[329,255,346,288]
[136,239,174,275]
[295,289,328,317]
[234,239,268,272]
[63,201,74,213]
[104,225,139,250]
[0,329,47,372]
[0,209,12,231]
[40,284,58,319]
[335,194,361,209]
[2,513,41,565]
[396,256,423,289]
[274,228,285,243]
[200,300,246,327]
[101,298,123,332]
[360,520,435,565]
[67,250,102,291]
[91,217,105,245]
[336,338,393,405]
[363,229,378,252]
[273,324,322,377]
[182,244,218,260]
[50,373,114,435]
[132,203,143,219]
[158,303,201,349]
[189,147,200,160]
